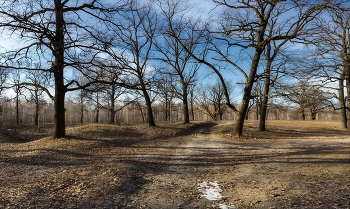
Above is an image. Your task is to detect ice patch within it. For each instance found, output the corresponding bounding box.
[198,181,223,201]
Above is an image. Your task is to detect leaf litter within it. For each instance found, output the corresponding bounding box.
[1,120,350,208]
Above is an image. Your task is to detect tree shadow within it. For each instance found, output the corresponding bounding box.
[1,121,349,208]
[0,148,93,167]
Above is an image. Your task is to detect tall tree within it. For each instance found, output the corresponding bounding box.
[155,74,176,121]
[197,81,230,121]
[258,40,292,131]
[155,0,200,123]
[0,67,8,124]
[171,0,327,137]
[313,2,350,128]
[283,80,333,120]
[8,69,25,125]
[0,67,7,93]
[25,70,52,126]
[103,0,158,126]
[0,0,125,138]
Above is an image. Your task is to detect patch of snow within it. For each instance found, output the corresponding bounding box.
[218,204,237,209]
[198,181,237,209]
[198,181,223,201]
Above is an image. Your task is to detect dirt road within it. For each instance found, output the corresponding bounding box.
[117,121,350,209]
[1,121,350,208]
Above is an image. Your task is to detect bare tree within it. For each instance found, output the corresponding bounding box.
[155,74,176,121]
[8,70,25,125]
[25,70,52,126]
[188,84,198,121]
[258,43,288,129]
[154,0,201,123]
[283,80,333,120]
[0,67,7,93]
[0,0,126,138]
[103,0,158,126]
[197,81,230,121]
[170,0,327,136]
[0,67,8,124]
[312,2,350,128]
[102,85,129,124]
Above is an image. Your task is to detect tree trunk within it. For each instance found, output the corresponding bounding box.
[259,60,272,131]
[143,90,155,126]
[95,92,99,123]
[109,86,116,124]
[182,85,190,123]
[256,102,259,120]
[35,90,39,126]
[95,108,99,123]
[346,61,350,130]
[80,102,84,123]
[232,111,245,137]
[301,108,306,120]
[53,81,66,138]
[338,76,347,128]
[138,104,145,123]
[311,111,317,120]
[232,48,263,137]
[53,0,66,139]
[189,89,195,121]
[109,96,115,124]
[16,91,19,125]
[110,110,116,124]
[164,94,169,121]
[259,93,269,131]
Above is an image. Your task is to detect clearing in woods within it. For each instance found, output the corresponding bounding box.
[0,120,349,208]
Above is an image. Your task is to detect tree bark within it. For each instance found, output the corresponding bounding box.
[34,90,39,126]
[110,110,116,124]
[338,75,347,128]
[182,85,190,123]
[190,89,195,121]
[95,92,99,123]
[109,87,116,124]
[346,68,350,130]
[53,0,66,139]
[143,89,156,126]
[259,60,272,131]
[232,48,263,137]
[311,110,317,120]
[53,80,66,138]
[164,94,169,121]
[80,99,84,123]
[15,89,20,125]
[301,108,306,120]
[95,108,99,123]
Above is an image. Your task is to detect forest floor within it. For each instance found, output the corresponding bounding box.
[0,120,350,209]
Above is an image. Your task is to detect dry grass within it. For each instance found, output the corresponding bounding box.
[0,121,212,209]
[0,120,349,208]
[213,120,350,139]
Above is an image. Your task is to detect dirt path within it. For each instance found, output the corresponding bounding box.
[120,122,350,209]
[1,121,349,208]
